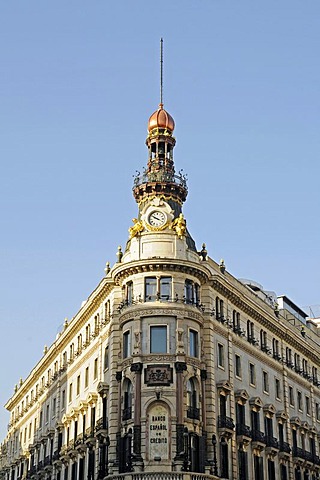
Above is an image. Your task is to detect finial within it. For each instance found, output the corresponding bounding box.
[160,38,163,107]
[43,345,48,355]
[199,243,207,261]
[219,259,226,274]
[19,378,23,386]
[63,317,69,330]
[104,261,111,275]
[116,246,123,263]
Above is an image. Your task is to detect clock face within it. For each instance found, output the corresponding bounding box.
[148,210,166,227]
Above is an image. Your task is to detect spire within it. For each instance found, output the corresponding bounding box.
[160,37,163,107]
[132,40,187,205]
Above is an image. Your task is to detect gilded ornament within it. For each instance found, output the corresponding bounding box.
[128,218,144,238]
[170,213,186,239]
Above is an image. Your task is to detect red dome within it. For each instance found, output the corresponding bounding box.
[148,104,175,132]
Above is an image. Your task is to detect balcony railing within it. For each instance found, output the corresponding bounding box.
[251,430,266,444]
[187,407,200,420]
[236,424,251,437]
[265,436,279,449]
[133,171,188,190]
[218,415,235,430]
[122,407,132,421]
[118,295,205,314]
[279,441,291,454]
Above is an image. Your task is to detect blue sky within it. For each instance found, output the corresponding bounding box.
[0,1,319,439]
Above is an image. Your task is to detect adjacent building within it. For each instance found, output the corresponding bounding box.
[1,98,320,480]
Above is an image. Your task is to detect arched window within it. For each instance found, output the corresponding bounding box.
[122,379,133,421]
[187,378,199,420]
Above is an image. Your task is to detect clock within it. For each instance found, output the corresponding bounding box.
[148,210,167,227]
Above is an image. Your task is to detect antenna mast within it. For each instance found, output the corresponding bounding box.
[160,38,163,106]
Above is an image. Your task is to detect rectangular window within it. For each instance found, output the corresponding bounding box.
[150,326,167,353]
[297,391,302,411]
[249,363,256,386]
[217,343,224,368]
[263,371,269,393]
[126,281,133,304]
[77,375,81,396]
[61,390,66,409]
[289,386,294,406]
[275,379,281,400]
[235,355,242,378]
[189,329,198,357]
[69,383,73,403]
[85,367,89,388]
[28,422,32,439]
[306,396,310,415]
[52,398,56,418]
[316,403,320,421]
[160,277,171,300]
[123,330,131,358]
[46,404,49,423]
[94,358,98,380]
[145,277,157,301]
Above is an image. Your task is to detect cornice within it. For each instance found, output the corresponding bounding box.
[211,275,320,367]
[113,259,210,286]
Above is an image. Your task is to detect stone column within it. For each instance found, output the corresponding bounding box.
[130,362,143,467]
[174,362,187,464]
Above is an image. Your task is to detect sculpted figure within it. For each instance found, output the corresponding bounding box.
[129,218,144,238]
[171,213,186,239]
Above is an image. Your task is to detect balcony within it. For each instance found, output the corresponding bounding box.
[118,295,205,315]
[265,436,279,454]
[236,424,252,446]
[251,430,266,452]
[218,415,235,438]
[122,407,132,421]
[187,407,200,420]
[279,441,291,454]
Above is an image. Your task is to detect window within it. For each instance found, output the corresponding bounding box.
[61,389,66,409]
[52,398,56,418]
[260,329,267,351]
[77,375,81,396]
[105,300,111,320]
[215,297,224,321]
[46,404,49,423]
[160,277,172,300]
[77,334,82,353]
[85,325,91,344]
[39,411,43,428]
[187,378,199,419]
[235,355,242,378]
[263,371,269,393]
[85,367,89,388]
[150,325,167,353]
[313,367,318,385]
[306,396,310,415]
[104,345,109,370]
[249,363,256,386]
[297,391,302,411]
[94,358,98,380]
[70,343,74,361]
[275,378,281,400]
[294,353,301,373]
[316,403,320,422]
[145,277,157,301]
[185,280,200,305]
[247,321,255,343]
[217,343,224,368]
[69,383,73,403]
[289,386,294,406]
[63,351,67,367]
[28,422,32,439]
[232,310,241,333]
[126,281,133,304]
[122,379,132,421]
[189,329,199,357]
[286,347,293,368]
[272,339,280,360]
[123,330,131,358]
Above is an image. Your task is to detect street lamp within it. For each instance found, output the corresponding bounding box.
[211,434,218,477]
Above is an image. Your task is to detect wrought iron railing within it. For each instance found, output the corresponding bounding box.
[218,415,235,430]
[118,295,205,314]
[279,441,291,454]
[236,424,251,437]
[265,436,279,449]
[133,171,188,190]
[251,430,266,444]
[122,407,132,421]
[187,407,200,420]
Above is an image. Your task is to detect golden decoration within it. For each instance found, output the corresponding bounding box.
[170,213,186,239]
[129,218,144,239]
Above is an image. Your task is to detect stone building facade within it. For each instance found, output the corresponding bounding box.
[1,100,320,480]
